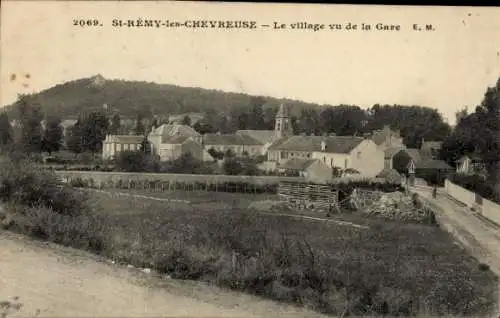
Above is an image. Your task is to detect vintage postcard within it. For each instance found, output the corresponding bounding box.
[1,1,500,317]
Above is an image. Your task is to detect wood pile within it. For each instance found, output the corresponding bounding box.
[277,181,340,213]
[351,189,433,223]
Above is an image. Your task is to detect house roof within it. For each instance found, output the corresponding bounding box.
[278,158,318,171]
[415,159,453,170]
[270,135,364,154]
[236,130,275,144]
[203,133,262,146]
[106,135,144,144]
[150,124,200,143]
[162,134,191,145]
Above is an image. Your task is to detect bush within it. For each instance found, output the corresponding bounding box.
[114,150,159,173]
[0,155,104,253]
[0,157,91,217]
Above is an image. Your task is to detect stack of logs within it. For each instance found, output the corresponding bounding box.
[277,181,340,213]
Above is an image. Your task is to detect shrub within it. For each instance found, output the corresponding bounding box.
[0,157,91,217]
[114,150,159,173]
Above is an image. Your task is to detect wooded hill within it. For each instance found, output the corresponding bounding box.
[2,74,322,120]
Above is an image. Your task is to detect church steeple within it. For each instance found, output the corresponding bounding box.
[274,103,293,139]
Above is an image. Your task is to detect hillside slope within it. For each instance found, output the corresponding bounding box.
[3,75,322,120]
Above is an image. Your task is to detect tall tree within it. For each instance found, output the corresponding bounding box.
[366,104,451,148]
[248,97,266,130]
[440,78,500,184]
[295,108,320,135]
[42,117,63,155]
[66,124,83,154]
[135,113,145,135]
[16,94,44,153]
[318,105,368,136]
[79,111,110,154]
[474,78,500,182]
[110,113,121,135]
[0,112,13,147]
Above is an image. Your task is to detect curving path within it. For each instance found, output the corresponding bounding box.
[0,231,326,318]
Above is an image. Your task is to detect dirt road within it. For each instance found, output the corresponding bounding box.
[0,231,326,318]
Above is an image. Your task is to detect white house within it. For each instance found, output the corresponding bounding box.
[456,155,485,175]
[157,134,213,162]
[102,135,144,159]
[268,135,384,177]
[147,124,201,158]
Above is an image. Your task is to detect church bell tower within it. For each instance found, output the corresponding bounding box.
[274,103,293,140]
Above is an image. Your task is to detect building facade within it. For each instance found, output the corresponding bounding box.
[102,135,144,160]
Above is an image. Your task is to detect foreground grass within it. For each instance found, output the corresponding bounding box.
[53,191,499,316]
[1,157,498,317]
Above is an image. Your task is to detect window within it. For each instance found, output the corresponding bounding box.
[344,159,348,169]
[277,122,281,130]
[357,151,361,159]
[330,158,333,167]
[323,157,326,163]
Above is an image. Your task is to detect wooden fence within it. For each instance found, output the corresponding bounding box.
[56,171,306,194]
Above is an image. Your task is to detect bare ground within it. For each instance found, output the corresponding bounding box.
[0,231,327,318]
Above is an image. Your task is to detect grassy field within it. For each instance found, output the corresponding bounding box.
[83,190,498,317]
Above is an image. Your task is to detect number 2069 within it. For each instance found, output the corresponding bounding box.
[73,19,101,27]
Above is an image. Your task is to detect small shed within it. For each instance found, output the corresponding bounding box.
[278,158,333,184]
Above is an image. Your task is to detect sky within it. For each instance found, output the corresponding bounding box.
[1,1,500,125]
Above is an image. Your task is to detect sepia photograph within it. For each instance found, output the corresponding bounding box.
[1,1,499,317]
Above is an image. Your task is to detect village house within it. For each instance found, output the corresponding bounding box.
[420,139,443,160]
[268,135,385,177]
[235,130,276,155]
[277,158,333,184]
[370,125,405,151]
[156,134,213,162]
[147,124,201,159]
[456,154,486,175]
[102,123,201,160]
[202,133,263,157]
[102,134,144,160]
